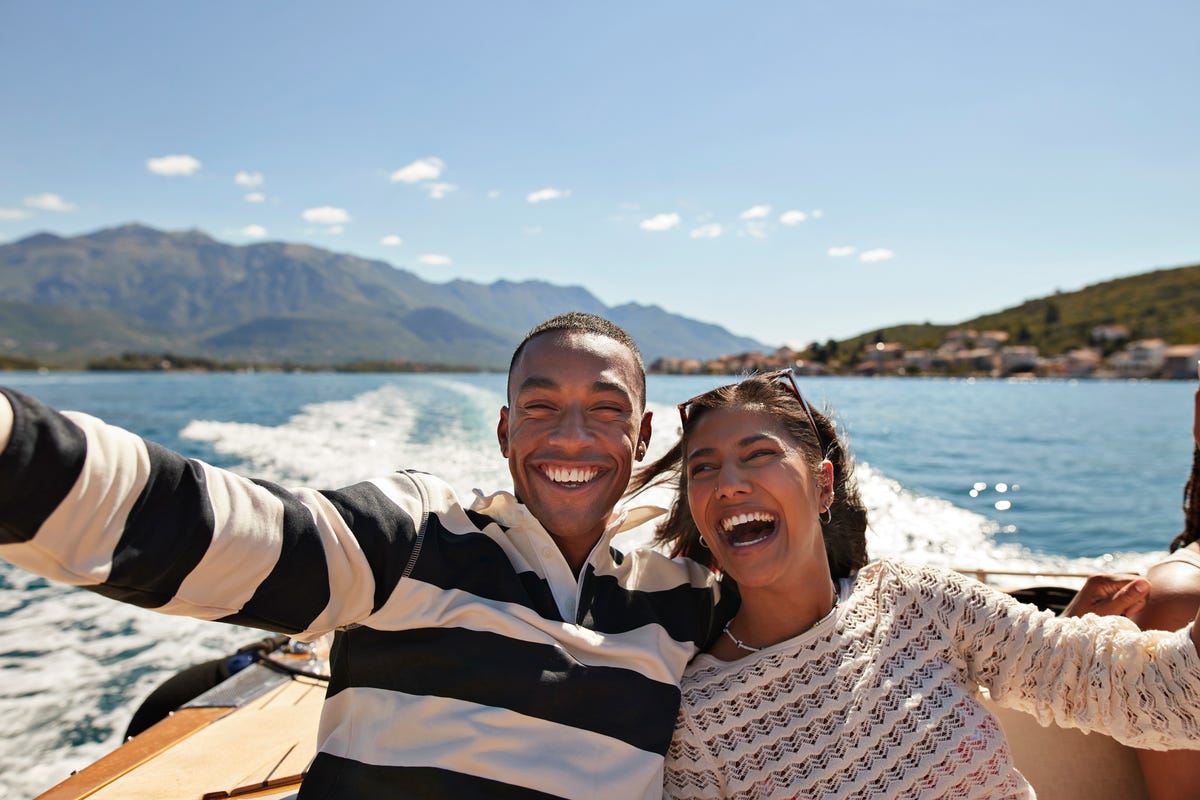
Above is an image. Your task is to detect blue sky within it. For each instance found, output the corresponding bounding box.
[1,1,1197,348]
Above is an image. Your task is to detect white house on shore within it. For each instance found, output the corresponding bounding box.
[1163,345,1200,379]
[1108,339,1169,378]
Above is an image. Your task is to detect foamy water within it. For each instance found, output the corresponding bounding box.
[0,374,1177,797]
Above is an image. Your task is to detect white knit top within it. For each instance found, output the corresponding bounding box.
[665,559,1200,799]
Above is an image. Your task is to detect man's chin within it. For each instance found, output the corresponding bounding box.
[528,499,612,542]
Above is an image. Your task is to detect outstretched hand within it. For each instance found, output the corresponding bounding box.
[1061,573,1151,619]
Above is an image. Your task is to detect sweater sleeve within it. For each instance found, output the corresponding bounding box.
[663,704,726,800]
[920,562,1200,751]
[0,387,427,638]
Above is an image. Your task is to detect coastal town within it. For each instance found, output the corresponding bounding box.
[650,324,1200,380]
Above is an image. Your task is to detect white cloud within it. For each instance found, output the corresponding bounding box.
[639,212,681,232]
[418,253,452,266]
[390,157,445,184]
[0,208,32,220]
[860,248,895,263]
[239,224,267,238]
[380,235,403,246]
[487,190,501,199]
[24,192,77,212]
[740,221,768,239]
[828,246,857,257]
[235,171,264,187]
[424,182,457,200]
[147,154,202,176]
[739,204,771,220]
[779,210,807,225]
[244,192,265,203]
[811,209,824,218]
[526,187,569,204]
[690,223,723,239]
[523,225,544,236]
[301,206,350,225]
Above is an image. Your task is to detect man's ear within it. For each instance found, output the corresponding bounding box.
[635,410,653,461]
[497,407,510,457]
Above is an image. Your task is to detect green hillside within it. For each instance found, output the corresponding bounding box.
[828,263,1200,360]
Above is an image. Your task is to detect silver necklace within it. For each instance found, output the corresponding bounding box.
[722,586,840,654]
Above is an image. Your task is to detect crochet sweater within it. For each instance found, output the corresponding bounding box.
[665,559,1200,799]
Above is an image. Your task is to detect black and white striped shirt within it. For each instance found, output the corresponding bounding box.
[0,389,727,799]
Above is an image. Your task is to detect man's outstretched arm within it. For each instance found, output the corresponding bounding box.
[0,387,423,637]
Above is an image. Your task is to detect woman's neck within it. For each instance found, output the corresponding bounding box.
[718,567,838,657]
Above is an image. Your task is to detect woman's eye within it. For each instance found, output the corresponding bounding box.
[748,449,776,460]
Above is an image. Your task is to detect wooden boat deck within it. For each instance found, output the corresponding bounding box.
[37,671,325,800]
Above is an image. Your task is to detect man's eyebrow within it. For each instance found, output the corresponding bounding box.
[516,377,633,399]
[592,380,633,399]
[517,376,558,394]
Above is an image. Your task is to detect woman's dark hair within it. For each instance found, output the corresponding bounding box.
[629,374,869,579]
[1169,445,1200,552]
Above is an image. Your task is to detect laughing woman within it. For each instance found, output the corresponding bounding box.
[632,370,1200,799]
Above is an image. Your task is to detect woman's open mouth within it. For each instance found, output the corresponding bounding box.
[720,511,778,548]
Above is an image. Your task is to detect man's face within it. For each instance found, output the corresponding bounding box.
[498,331,652,569]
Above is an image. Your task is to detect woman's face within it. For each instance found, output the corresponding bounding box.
[685,405,832,591]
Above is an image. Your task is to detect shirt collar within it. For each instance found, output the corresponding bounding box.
[469,489,665,549]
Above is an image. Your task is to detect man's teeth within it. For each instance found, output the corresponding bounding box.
[544,466,600,484]
[720,511,776,532]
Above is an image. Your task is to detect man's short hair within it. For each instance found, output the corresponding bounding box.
[507,312,646,405]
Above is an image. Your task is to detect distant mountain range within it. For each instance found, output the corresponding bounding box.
[0,224,766,367]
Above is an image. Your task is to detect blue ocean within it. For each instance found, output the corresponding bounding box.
[0,371,1195,797]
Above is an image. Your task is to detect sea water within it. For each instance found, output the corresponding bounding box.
[0,371,1194,796]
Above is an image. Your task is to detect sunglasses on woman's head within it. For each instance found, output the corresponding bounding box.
[676,368,822,446]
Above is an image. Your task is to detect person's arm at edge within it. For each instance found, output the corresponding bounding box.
[0,387,417,638]
[1193,384,1199,447]
[1062,573,1150,619]
[0,391,11,454]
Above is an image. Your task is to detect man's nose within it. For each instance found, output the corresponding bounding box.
[548,405,594,446]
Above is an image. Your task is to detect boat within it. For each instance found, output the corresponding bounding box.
[35,641,329,800]
[33,570,1150,800]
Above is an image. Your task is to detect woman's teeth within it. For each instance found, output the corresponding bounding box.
[720,511,776,532]
[719,512,778,547]
[731,532,773,548]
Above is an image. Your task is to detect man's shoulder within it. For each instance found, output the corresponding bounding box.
[362,469,465,506]
[602,545,720,593]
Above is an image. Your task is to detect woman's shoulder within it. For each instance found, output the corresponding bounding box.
[852,559,1008,613]
[854,557,963,585]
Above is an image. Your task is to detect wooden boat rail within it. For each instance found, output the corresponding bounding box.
[954,566,1097,584]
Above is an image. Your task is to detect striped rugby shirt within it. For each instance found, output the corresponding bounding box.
[0,388,728,799]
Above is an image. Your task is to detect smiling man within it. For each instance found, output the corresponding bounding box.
[500,321,654,573]
[0,312,727,799]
